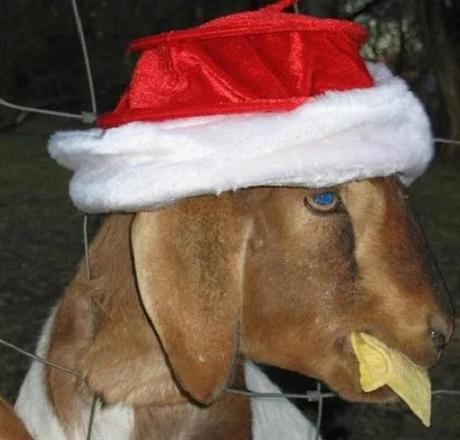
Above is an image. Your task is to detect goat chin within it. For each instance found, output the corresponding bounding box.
[15,310,320,440]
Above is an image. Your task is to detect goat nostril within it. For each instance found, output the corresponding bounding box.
[430,329,447,352]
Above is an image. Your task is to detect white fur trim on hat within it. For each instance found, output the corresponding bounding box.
[49,63,433,213]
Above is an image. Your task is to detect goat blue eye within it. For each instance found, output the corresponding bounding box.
[313,192,336,206]
[304,191,339,214]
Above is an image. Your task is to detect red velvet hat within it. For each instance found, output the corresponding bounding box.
[98,0,373,127]
[49,0,432,213]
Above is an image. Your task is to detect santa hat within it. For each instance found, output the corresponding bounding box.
[49,0,432,213]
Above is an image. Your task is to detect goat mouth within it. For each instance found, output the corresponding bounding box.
[347,331,432,426]
[335,333,425,402]
[356,385,398,403]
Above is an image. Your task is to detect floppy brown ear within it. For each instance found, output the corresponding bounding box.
[131,194,250,404]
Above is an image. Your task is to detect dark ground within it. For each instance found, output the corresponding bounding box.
[0,117,459,439]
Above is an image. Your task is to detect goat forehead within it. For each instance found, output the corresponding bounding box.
[340,179,388,226]
[340,178,419,253]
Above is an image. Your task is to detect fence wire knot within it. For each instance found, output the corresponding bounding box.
[81,112,97,124]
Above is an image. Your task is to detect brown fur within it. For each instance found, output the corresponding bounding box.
[242,178,452,402]
[42,177,452,438]
[0,397,31,440]
[134,363,250,439]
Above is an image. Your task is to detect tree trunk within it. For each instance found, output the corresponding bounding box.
[419,0,460,155]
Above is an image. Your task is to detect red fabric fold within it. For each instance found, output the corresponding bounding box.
[262,0,297,12]
[98,1,373,128]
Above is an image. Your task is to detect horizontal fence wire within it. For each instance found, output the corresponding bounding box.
[0,338,80,377]
[2,334,460,400]
[2,335,460,402]
[434,137,460,146]
[0,97,96,124]
[228,387,336,402]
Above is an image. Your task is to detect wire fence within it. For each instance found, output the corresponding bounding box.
[0,1,460,440]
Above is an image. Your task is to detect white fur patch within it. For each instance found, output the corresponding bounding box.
[15,310,134,440]
[245,361,321,440]
[48,63,432,213]
[15,308,69,439]
[15,313,319,438]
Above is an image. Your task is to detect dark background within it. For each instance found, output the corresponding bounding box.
[1,0,460,140]
[1,1,459,439]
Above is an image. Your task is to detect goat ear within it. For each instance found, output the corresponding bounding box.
[131,194,250,404]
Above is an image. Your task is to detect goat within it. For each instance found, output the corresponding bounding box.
[14,177,452,439]
[0,396,31,440]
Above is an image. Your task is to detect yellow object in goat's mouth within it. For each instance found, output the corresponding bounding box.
[351,332,431,427]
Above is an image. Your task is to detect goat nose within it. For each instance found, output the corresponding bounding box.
[429,328,447,353]
[429,313,453,352]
